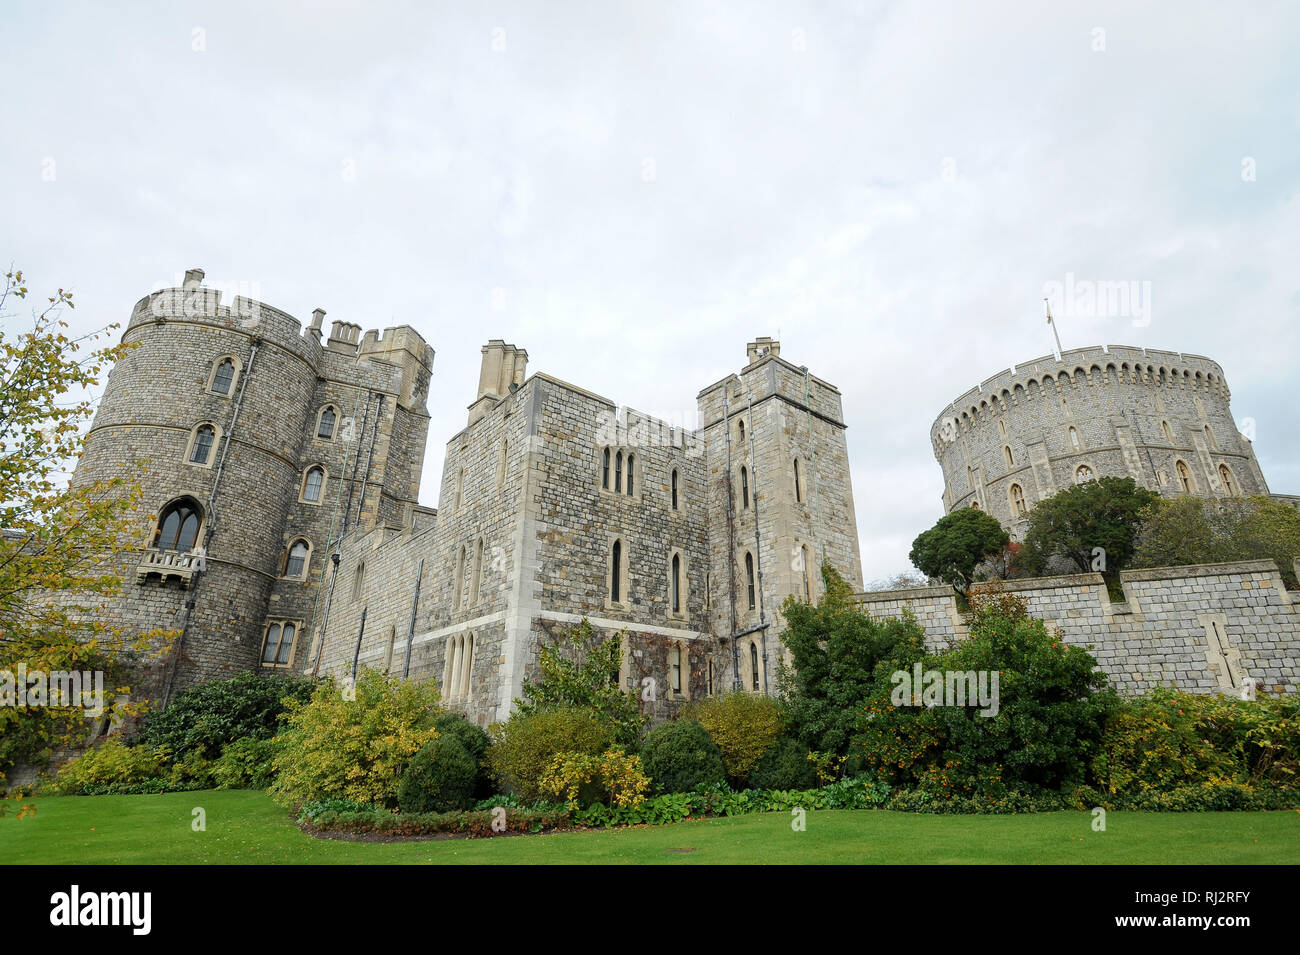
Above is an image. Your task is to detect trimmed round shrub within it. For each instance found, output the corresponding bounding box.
[397,736,478,813]
[487,707,613,804]
[749,737,818,791]
[639,720,726,795]
[137,672,318,758]
[434,712,492,797]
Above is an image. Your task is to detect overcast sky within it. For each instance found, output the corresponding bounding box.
[5,1,1297,584]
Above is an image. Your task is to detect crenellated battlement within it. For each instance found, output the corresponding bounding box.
[931,344,1232,450]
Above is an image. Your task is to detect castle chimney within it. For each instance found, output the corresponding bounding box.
[183,268,205,291]
[469,340,528,425]
[308,308,326,342]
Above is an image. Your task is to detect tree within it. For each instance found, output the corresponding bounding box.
[909,506,1010,595]
[0,268,168,787]
[778,562,929,757]
[1133,495,1300,588]
[514,618,647,746]
[1017,476,1158,583]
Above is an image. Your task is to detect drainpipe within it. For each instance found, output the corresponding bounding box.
[350,606,368,685]
[401,558,425,679]
[355,395,384,524]
[723,390,740,691]
[747,395,769,695]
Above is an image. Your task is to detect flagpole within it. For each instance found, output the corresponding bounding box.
[1045,298,1063,358]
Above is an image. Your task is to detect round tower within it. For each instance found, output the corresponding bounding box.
[930,345,1269,535]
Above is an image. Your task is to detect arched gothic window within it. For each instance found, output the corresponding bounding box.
[283,539,310,578]
[189,424,216,465]
[317,406,337,440]
[1010,483,1027,516]
[209,357,237,396]
[301,466,325,503]
[745,552,756,610]
[154,498,202,552]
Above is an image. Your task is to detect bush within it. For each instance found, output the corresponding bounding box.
[682,693,785,788]
[487,707,613,804]
[539,748,650,809]
[433,712,493,797]
[853,589,1119,799]
[398,736,479,813]
[514,620,648,746]
[50,737,170,794]
[1093,688,1300,798]
[136,672,318,759]
[212,737,277,790]
[269,668,441,809]
[639,720,726,795]
[749,737,818,791]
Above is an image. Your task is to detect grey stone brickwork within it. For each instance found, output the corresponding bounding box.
[931,345,1270,537]
[57,269,432,704]
[854,559,1300,696]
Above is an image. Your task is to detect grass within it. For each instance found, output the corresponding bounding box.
[3,790,1299,864]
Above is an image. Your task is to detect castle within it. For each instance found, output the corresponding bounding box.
[71,272,860,724]
[929,345,1288,534]
[61,272,1299,724]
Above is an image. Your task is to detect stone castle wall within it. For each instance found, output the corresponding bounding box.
[855,559,1300,696]
[930,345,1270,535]
[61,271,432,702]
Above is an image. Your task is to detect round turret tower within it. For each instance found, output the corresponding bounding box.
[68,269,434,701]
[930,345,1269,535]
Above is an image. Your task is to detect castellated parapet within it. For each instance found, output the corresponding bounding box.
[854,559,1300,696]
[64,270,433,703]
[930,344,1270,535]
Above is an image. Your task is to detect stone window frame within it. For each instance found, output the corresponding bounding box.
[299,464,327,505]
[596,445,642,502]
[206,354,242,397]
[151,494,206,553]
[793,456,804,504]
[281,537,312,579]
[739,465,750,509]
[1175,458,1195,494]
[669,639,690,700]
[314,404,339,441]
[495,438,508,491]
[666,547,688,622]
[382,625,397,674]
[796,542,812,600]
[1068,425,1081,450]
[1217,462,1237,496]
[351,561,365,600]
[442,631,475,703]
[1002,445,1014,470]
[744,550,756,611]
[747,639,762,693]
[454,467,465,511]
[706,657,716,697]
[259,617,302,669]
[605,534,630,612]
[1074,462,1096,485]
[670,468,680,510]
[1008,482,1027,516]
[1161,419,1174,442]
[453,545,466,610]
[183,421,222,469]
[469,537,485,606]
[1204,424,1217,450]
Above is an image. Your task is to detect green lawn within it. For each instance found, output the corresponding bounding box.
[2,791,1297,864]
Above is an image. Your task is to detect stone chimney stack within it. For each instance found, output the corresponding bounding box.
[308,308,326,342]
[469,340,528,425]
[182,268,205,291]
[747,336,780,364]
